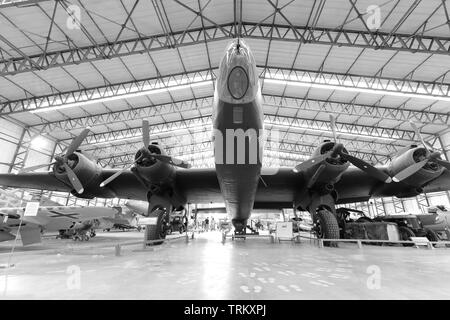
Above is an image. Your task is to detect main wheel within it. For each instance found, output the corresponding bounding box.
[145,209,169,245]
[424,227,439,243]
[398,226,415,246]
[315,209,340,247]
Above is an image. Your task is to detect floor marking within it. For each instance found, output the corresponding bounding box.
[177,278,196,285]
[240,285,261,293]
[310,280,329,287]
[289,284,302,292]
[301,272,320,278]
[317,279,335,286]
[328,273,350,279]
[45,270,65,274]
[285,270,296,275]
[316,267,332,272]
[277,285,290,292]
[335,268,352,273]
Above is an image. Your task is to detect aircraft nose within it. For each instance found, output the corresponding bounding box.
[217,39,258,104]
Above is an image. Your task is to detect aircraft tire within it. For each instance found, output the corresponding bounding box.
[424,227,439,244]
[316,209,340,247]
[146,209,168,245]
[398,226,415,247]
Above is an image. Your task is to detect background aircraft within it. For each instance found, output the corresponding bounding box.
[0,190,144,245]
[1,39,450,246]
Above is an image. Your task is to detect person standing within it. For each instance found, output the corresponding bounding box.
[204,217,210,232]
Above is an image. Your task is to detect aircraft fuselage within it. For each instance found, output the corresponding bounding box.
[213,39,264,232]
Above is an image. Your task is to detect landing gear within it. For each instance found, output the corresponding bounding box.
[314,209,340,247]
[145,208,170,245]
[398,226,415,247]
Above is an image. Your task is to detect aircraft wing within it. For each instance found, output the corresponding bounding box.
[2,166,450,210]
[0,172,72,192]
[0,170,148,201]
[176,167,450,208]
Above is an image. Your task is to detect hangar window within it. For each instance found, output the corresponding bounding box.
[233,107,243,124]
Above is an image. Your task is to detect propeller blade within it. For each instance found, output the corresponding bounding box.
[341,153,392,183]
[63,163,84,194]
[19,162,56,173]
[142,120,150,149]
[329,115,337,141]
[65,128,90,159]
[100,166,131,187]
[293,153,329,173]
[100,156,143,187]
[410,121,437,154]
[410,121,427,147]
[392,159,429,182]
[434,158,450,171]
[151,154,192,169]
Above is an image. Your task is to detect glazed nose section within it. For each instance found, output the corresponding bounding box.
[228,66,249,100]
[217,39,258,104]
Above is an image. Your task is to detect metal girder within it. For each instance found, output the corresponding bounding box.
[3,66,449,117]
[262,67,450,99]
[2,19,450,76]
[79,116,211,145]
[263,95,450,126]
[96,135,390,168]
[84,119,400,160]
[265,113,416,142]
[64,112,417,149]
[0,0,49,8]
[30,93,449,133]
[0,68,215,115]
[32,96,214,132]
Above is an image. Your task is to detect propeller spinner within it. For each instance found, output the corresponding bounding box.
[294,115,392,184]
[99,120,191,187]
[19,128,91,194]
[392,122,450,182]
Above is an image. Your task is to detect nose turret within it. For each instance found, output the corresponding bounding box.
[216,39,259,104]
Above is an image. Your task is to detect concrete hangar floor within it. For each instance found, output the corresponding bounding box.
[1,230,450,300]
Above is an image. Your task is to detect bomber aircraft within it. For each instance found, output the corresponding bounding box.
[1,39,450,245]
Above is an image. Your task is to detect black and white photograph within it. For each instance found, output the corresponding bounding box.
[0,0,449,306]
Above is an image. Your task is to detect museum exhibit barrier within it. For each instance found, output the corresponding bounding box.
[313,237,450,249]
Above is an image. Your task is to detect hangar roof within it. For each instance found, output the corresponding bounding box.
[1,0,450,169]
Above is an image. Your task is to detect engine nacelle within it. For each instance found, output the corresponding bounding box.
[133,143,176,187]
[305,140,350,188]
[388,146,444,186]
[53,152,102,191]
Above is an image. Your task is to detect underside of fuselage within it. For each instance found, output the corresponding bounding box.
[214,99,262,231]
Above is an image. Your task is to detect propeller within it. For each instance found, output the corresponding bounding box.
[392,122,450,182]
[294,115,392,183]
[100,120,191,187]
[19,128,90,194]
